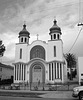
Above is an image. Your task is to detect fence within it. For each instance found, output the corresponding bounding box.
[28,82,79,91]
[0,82,79,91]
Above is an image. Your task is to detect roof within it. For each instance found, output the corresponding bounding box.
[49,19,62,35]
[19,24,30,38]
[0,63,14,70]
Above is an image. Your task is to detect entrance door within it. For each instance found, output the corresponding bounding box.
[29,62,45,84]
[32,65,42,83]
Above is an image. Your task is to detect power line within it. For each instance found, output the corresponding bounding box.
[67,26,83,53]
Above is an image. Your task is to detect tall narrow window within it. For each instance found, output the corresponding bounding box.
[54,46,56,57]
[20,48,22,59]
[49,64,51,80]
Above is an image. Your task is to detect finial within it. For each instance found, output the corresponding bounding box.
[36,34,39,40]
[23,21,26,29]
[54,16,57,25]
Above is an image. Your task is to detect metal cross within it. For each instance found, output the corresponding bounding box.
[37,34,39,40]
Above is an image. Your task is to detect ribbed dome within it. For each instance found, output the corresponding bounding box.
[19,24,30,38]
[49,19,62,35]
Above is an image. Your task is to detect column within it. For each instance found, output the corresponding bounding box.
[51,63,52,81]
[16,64,17,81]
[55,62,56,79]
[20,64,22,80]
[60,63,62,80]
[53,62,55,80]
[17,64,18,81]
[19,64,21,80]
[23,64,24,81]
[56,62,57,78]
[14,65,16,81]
[18,64,20,81]
[59,63,60,79]
[49,63,51,80]
[62,64,64,83]
[22,64,23,80]
[24,65,26,80]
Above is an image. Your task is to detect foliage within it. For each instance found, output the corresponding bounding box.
[65,53,77,80]
[65,53,77,68]
[0,40,5,57]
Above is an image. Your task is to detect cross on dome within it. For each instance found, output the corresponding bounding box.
[23,21,26,29]
[37,34,39,40]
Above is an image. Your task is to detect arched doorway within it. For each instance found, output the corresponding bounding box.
[29,62,45,83]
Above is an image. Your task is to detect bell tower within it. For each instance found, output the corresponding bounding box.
[49,19,62,40]
[18,23,30,44]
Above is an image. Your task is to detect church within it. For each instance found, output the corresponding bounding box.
[14,19,67,84]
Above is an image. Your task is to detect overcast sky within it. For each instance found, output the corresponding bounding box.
[0,0,83,65]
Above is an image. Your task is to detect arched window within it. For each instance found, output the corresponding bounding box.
[25,38,27,43]
[57,34,60,39]
[21,38,23,42]
[30,45,45,60]
[54,34,56,39]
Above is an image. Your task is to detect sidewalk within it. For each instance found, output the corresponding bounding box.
[0,89,75,99]
[39,91,74,99]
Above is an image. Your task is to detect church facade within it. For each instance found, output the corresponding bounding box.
[14,19,67,84]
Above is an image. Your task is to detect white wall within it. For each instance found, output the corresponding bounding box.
[78,57,83,85]
[15,43,28,63]
[47,40,63,62]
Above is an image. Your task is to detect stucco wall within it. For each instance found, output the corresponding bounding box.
[78,57,83,85]
[47,40,63,62]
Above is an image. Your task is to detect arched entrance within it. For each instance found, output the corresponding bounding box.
[29,62,45,83]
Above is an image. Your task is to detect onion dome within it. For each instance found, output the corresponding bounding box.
[49,19,62,35]
[19,24,30,38]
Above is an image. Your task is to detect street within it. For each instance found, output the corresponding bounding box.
[0,96,78,100]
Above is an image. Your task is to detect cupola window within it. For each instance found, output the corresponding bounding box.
[57,34,59,39]
[21,38,23,42]
[54,34,56,39]
[25,38,27,43]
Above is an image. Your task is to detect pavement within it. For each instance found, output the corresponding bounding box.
[0,89,75,99]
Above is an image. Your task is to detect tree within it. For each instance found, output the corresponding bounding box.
[0,40,5,57]
[65,53,77,80]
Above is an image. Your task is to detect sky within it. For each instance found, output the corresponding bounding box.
[0,0,83,65]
